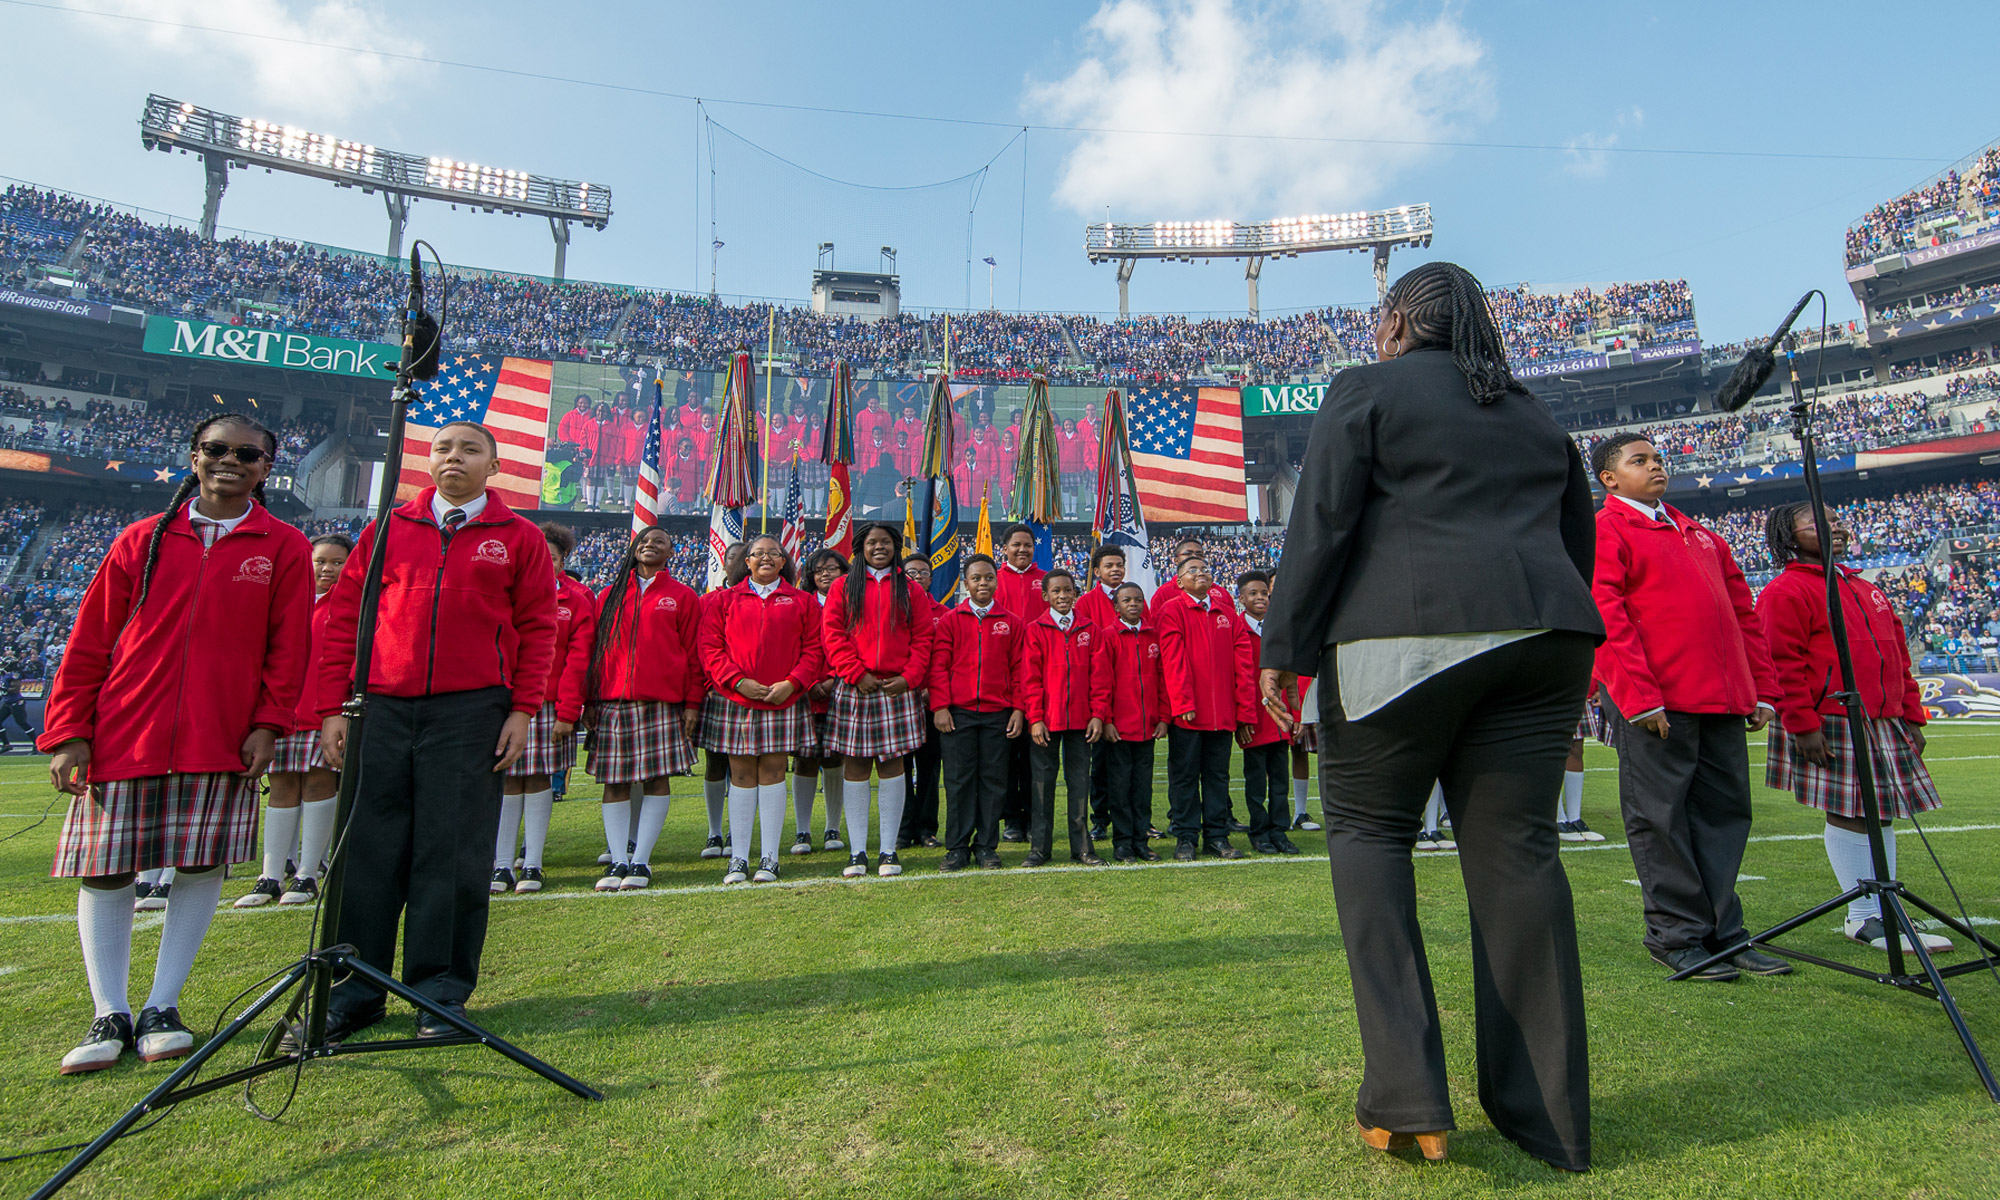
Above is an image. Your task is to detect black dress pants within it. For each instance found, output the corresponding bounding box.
[1319,631,1593,1171]
[331,687,509,1015]
[1100,738,1155,858]
[900,724,942,844]
[1242,741,1287,842]
[1029,729,1092,858]
[942,708,1011,854]
[1601,697,1754,955]
[1166,725,1232,845]
[1089,742,1110,826]
[1002,737,1031,834]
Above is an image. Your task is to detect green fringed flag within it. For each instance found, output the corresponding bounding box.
[706,346,760,508]
[917,371,956,480]
[1012,369,1062,523]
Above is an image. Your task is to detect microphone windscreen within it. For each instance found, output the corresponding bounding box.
[407,311,442,381]
[1718,346,1775,412]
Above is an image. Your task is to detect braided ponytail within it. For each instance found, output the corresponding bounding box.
[1383,262,1524,405]
[133,411,278,611]
[583,529,663,722]
[1765,501,1813,568]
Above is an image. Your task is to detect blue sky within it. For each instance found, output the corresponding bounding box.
[3,0,1995,340]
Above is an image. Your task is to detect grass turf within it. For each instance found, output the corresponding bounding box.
[1,729,1998,1198]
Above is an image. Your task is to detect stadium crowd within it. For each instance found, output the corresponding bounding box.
[1846,146,2000,267]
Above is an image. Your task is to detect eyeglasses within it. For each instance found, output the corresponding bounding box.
[746,548,785,559]
[197,441,269,464]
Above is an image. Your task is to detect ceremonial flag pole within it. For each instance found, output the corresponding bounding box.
[1013,366,1061,568]
[761,306,777,531]
[707,345,760,588]
[1093,386,1155,595]
[975,483,993,557]
[821,358,856,559]
[631,377,666,534]
[916,370,957,561]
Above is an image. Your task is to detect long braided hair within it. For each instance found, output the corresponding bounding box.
[1764,501,1816,568]
[134,412,277,611]
[583,525,672,719]
[1383,261,1524,405]
[842,522,911,628]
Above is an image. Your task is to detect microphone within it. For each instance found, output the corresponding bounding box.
[1715,290,1813,412]
[403,246,442,381]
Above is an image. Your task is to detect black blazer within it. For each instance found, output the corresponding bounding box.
[1261,349,1603,676]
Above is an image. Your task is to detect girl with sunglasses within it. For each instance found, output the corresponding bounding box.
[44,415,313,1073]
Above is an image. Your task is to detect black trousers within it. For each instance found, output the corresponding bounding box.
[1089,741,1110,825]
[899,724,942,843]
[331,687,509,1015]
[1319,631,1593,1171]
[1242,741,1288,841]
[1100,739,1155,858]
[1002,737,1031,832]
[1602,697,1754,955]
[1166,726,1232,844]
[1029,729,1092,858]
[942,707,1011,854]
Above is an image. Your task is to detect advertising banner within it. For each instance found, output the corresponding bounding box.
[1241,382,1328,417]
[1514,354,1608,379]
[141,315,401,382]
[1631,338,1701,363]
[0,286,113,322]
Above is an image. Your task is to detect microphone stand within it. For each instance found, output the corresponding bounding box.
[1667,340,2000,1103]
[34,250,602,1200]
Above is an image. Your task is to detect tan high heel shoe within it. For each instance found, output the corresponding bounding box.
[1356,1120,1449,1162]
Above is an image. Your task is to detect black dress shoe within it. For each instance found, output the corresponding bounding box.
[921,834,942,848]
[1174,840,1198,862]
[417,1003,470,1039]
[1730,948,1794,976]
[939,849,970,872]
[1021,852,1050,868]
[279,1005,383,1053]
[976,850,1006,869]
[1227,820,1250,834]
[1074,851,1106,866]
[1652,946,1739,981]
[1000,826,1027,843]
[1113,851,1139,863]
[1271,834,1301,855]
[1089,823,1108,841]
[1249,838,1278,855]
[1137,846,1161,862]
[1206,840,1246,860]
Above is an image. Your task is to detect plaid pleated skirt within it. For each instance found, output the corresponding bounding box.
[1574,697,1607,745]
[586,700,696,784]
[507,702,578,777]
[810,711,832,758]
[1766,716,1941,819]
[270,729,328,775]
[697,691,816,757]
[826,681,927,761]
[53,772,261,877]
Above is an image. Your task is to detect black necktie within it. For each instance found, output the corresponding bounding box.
[442,508,467,540]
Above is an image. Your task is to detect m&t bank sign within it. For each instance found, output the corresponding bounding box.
[143,316,401,382]
[1242,383,1327,417]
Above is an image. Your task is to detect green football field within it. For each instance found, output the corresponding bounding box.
[2,728,1998,1199]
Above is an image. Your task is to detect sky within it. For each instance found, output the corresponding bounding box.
[2,0,1996,341]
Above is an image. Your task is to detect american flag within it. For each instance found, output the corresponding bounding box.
[400,354,553,510]
[632,381,666,533]
[1128,386,1246,523]
[779,452,805,561]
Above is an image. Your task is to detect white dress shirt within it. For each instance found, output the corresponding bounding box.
[430,491,488,528]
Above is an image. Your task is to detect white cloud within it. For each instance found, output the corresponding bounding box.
[1028,0,1491,219]
[60,0,410,121]
[1564,106,1644,178]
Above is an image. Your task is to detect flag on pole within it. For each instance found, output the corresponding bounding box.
[1093,387,1156,597]
[903,484,919,548]
[631,378,666,533]
[821,360,855,558]
[401,353,552,510]
[779,451,805,562]
[975,483,993,557]
[917,371,956,480]
[707,347,760,509]
[1011,370,1061,524]
[706,503,745,591]
[926,472,960,603]
[1127,386,1248,523]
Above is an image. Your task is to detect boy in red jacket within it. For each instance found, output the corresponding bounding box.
[1235,572,1300,855]
[929,554,1026,871]
[1075,543,1125,839]
[1590,433,1787,982]
[316,421,557,1039]
[993,523,1046,842]
[1093,583,1169,862]
[1156,555,1256,860]
[1020,570,1110,866]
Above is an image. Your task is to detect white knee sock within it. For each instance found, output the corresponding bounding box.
[296,798,335,881]
[1826,824,1880,922]
[137,868,166,888]
[520,789,555,870]
[78,885,134,1018]
[1561,770,1585,823]
[632,792,671,866]
[704,778,727,839]
[877,774,907,854]
[144,867,223,1012]
[494,794,524,869]
[158,868,176,888]
[823,767,845,833]
[600,800,631,863]
[1291,777,1309,819]
[1422,783,1446,833]
[844,779,871,854]
[262,805,300,880]
[758,782,787,862]
[728,784,758,862]
[792,771,817,834]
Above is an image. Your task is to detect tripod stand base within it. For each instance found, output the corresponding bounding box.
[33,947,601,1200]
[1669,882,2000,1104]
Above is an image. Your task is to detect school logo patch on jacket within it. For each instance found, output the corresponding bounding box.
[475,539,511,565]
[556,605,573,622]
[655,595,680,611]
[1214,613,1231,629]
[1077,631,1092,645]
[233,555,273,585]
[992,620,1011,634]
[1147,643,1160,658]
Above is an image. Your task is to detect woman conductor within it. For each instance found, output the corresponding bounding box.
[1260,262,1603,1171]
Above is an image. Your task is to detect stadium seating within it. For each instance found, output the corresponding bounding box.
[1845,144,2000,267]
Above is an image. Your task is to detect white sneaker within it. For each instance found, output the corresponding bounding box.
[59,1013,133,1075]
[135,1006,194,1063]
[1573,819,1607,843]
[877,852,903,877]
[1846,917,1954,953]
[752,857,779,884]
[233,878,283,908]
[823,829,846,851]
[620,864,652,890]
[723,857,749,885]
[596,852,613,866]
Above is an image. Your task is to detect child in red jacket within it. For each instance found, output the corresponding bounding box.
[929,554,1026,871]
[822,522,934,878]
[316,421,557,1039]
[494,523,596,895]
[1156,555,1256,860]
[1075,543,1126,839]
[1020,570,1110,866]
[1235,572,1300,855]
[1590,432,1786,981]
[238,532,352,911]
[1755,502,1953,954]
[44,412,313,1073]
[585,524,703,891]
[1093,583,1169,862]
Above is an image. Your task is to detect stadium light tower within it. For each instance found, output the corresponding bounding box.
[1084,204,1433,318]
[138,95,612,278]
